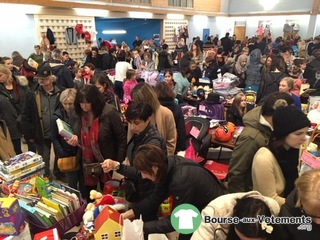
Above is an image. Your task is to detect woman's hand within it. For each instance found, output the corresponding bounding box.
[66,135,78,147]
[101,159,118,172]
[121,209,135,220]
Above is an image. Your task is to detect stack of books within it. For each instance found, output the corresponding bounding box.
[19,181,82,228]
[0,152,45,194]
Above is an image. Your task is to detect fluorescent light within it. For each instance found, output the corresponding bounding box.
[259,0,279,11]
[74,8,109,16]
[102,30,127,34]
[129,11,153,19]
[167,14,184,20]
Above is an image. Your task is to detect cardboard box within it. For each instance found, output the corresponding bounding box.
[0,198,25,236]
[0,222,31,240]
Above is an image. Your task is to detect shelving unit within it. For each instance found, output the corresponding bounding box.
[34,15,96,63]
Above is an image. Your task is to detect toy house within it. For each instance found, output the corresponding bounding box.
[94,206,122,240]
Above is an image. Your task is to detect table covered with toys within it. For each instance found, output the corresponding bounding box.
[0,151,172,240]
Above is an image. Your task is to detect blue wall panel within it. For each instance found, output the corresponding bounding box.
[95,18,161,48]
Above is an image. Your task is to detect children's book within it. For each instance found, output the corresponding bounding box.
[42,197,65,217]
[18,199,47,227]
[0,151,43,174]
[35,176,51,198]
[56,118,81,147]
[0,162,45,182]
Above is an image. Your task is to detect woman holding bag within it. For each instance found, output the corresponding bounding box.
[51,88,79,188]
[67,85,127,202]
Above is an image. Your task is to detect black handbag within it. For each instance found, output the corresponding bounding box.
[83,162,102,176]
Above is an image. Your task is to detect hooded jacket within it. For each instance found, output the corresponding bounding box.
[191,191,280,240]
[228,106,272,193]
[245,48,262,89]
[49,60,74,89]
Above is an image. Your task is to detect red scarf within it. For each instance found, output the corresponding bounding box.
[81,116,100,163]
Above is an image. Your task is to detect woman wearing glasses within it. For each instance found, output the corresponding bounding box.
[278,169,320,239]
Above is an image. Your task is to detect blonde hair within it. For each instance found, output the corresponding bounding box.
[59,88,77,104]
[232,92,247,116]
[0,64,13,82]
[280,77,294,91]
[131,83,160,113]
[295,169,320,208]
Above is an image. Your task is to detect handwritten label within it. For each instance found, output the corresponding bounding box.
[190,126,200,139]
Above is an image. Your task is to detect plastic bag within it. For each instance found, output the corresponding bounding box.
[122,216,144,240]
[185,139,197,161]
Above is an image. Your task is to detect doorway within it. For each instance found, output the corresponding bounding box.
[234,26,246,42]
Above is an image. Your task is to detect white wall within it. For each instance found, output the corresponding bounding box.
[0,4,38,58]
[188,14,314,42]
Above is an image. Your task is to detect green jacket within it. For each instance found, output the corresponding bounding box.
[228,106,272,193]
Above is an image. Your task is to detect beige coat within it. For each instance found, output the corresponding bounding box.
[127,105,177,156]
[252,147,286,206]
[0,120,16,161]
[191,191,280,240]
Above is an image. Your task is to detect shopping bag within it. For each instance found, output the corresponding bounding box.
[122,216,144,240]
[185,139,197,161]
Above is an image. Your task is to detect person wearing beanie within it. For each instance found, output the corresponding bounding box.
[228,92,295,193]
[252,105,310,206]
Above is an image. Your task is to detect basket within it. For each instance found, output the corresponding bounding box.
[28,199,87,237]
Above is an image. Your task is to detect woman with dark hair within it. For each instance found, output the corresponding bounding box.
[130,83,177,155]
[154,81,186,152]
[256,55,289,105]
[90,74,120,112]
[252,105,310,206]
[192,191,280,239]
[116,144,225,240]
[67,85,126,201]
[101,102,166,218]
[85,46,102,69]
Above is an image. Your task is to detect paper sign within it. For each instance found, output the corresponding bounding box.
[301,150,320,169]
[190,126,200,139]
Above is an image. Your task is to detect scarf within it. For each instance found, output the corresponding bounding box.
[81,116,101,163]
[235,54,248,74]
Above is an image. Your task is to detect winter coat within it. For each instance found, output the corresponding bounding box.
[303,56,320,94]
[51,107,77,158]
[256,71,288,105]
[133,156,225,235]
[191,191,280,240]
[278,189,320,240]
[245,48,262,89]
[21,83,62,144]
[226,105,244,126]
[70,103,127,164]
[65,27,77,45]
[228,106,272,193]
[49,60,74,89]
[46,28,55,45]
[160,100,186,152]
[0,77,29,139]
[0,120,16,160]
[157,50,173,71]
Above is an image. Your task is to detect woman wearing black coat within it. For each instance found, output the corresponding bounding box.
[111,144,225,240]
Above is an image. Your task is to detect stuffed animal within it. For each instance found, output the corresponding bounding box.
[83,202,96,226]
[89,190,115,206]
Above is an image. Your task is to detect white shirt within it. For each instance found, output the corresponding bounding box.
[115,61,132,82]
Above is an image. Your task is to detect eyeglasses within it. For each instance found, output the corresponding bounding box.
[300,205,320,219]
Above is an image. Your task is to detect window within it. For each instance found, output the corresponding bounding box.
[101,234,108,240]
[114,231,121,238]
[168,0,193,7]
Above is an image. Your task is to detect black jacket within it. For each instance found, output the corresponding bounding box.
[160,100,186,152]
[226,105,244,126]
[51,107,77,158]
[49,60,74,89]
[133,156,225,235]
[21,83,62,144]
[278,189,320,240]
[303,56,320,95]
[158,51,173,71]
[70,103,127,164]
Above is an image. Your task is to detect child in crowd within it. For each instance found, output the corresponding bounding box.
[123,69,138,103]
[73,67,84,90]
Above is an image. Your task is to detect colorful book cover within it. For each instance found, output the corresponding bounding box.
[0,152,43,174]
[56,118,81,147]
[0,162,45,182]
[35,176,51,198]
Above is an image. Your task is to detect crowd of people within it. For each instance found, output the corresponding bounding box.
[1,31,320,240]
